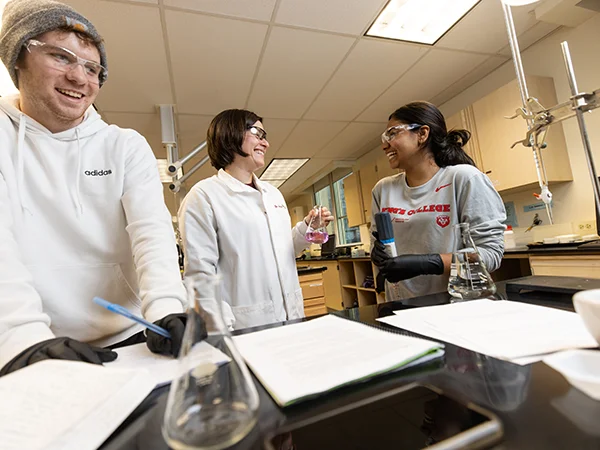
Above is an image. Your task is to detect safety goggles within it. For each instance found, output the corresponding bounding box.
[24,39,107,85]
[248,125,268,141]
[381,123,421,144]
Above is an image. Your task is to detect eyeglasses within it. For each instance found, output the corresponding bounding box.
[381,123,421,144]
[248,126,267,141]
[24,39,107,85]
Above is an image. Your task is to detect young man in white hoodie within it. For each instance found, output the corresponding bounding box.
[0,0,189,375]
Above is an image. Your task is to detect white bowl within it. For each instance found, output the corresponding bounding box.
[544,350,600,400]
[573,289,600,345]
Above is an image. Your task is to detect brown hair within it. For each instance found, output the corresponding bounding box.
[389,101,476,168]
[207,109,263,170]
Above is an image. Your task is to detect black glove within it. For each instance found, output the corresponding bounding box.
[375,271,386,294]
[371,235,391,267]
[380,254,445,283]
[0,337,117,377]
[146,313,195,357]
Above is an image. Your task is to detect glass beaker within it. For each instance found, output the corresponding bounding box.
[448,223,497,301]
[305,205,329,244]
[163,276,260,450]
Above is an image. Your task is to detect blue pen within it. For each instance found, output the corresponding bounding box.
[93,297,172,339]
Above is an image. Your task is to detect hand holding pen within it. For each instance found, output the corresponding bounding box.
[93,297,188,357]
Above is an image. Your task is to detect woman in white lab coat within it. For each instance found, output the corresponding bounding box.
[179,109,333,330]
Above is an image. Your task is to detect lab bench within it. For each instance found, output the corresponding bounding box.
[100,280,600,450]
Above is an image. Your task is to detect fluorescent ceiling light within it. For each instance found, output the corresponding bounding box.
[366,0,481,45]
[0,0,18,96]
[259,158,309,188]
[157,159,182,183]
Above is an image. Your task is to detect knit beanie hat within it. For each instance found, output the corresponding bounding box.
[0,0,107,87]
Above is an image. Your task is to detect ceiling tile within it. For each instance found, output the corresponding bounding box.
[305,39,427,121]
[274,121,349,158]
[102,112,165,157]
[67,0,173,113]
[247,27,355,119]
[430,55,509,107]
[357,49,488,122]
[166,11,268,115]
[275,0,386,35]
[279,158,333,196]
[498,21,560,57]
[176,115,213,158]
[164,0,277,21]
[436,0,538,54]
[320,122,386,159]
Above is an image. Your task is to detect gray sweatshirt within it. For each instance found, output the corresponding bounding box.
[371,164,506,300]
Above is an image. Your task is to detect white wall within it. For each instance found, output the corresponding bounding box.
[440,13,600,232]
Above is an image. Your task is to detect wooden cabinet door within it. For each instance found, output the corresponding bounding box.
[472,76,572,192]
[343,172,364,227]
[445,106,484,171]
[359,163,379,225]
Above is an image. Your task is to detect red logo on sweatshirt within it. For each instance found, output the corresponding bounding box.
[435,183,452,193]
[436,215,450,228]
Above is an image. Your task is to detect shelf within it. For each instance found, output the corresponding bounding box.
[342,284,376,291]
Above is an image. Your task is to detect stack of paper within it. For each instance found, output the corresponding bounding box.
[233,314,444,406]
[378,300,598,364]
[107,342,230,387]
[0,360,155,450]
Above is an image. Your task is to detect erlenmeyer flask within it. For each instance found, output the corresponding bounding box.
[305,205,329,244]
[448,223,497,301]
[163,276,260,450]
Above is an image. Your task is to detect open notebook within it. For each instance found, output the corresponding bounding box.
[0,360,155,450]
[233,314,444,407]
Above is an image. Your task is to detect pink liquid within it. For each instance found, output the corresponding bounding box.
[305,231,329,244]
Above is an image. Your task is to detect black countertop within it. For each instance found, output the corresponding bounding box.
[101,282,600,450]
[296,266,327,275]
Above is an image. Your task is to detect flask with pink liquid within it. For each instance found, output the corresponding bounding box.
[305,206,329,244]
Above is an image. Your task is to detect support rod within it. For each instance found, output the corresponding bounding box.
[502,2,553,224]
[561,41,600,217]
[169,155,210,192]
[168,141,207,175]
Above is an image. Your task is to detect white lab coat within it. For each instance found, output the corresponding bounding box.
[178,169,309,329]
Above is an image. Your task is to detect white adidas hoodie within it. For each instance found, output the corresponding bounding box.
[0,95,186,368]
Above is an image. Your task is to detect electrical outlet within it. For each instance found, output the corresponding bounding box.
[574,220,596,233]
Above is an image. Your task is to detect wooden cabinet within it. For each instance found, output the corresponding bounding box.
[343,160,396,227]
[343,172,364,227]
[297,261,343,310]
[529,255,600,279]
[472,76,572,193]
[298,271,327,317]
[359,163,378,224]
[339,258,385,308]
[445,105,484,170]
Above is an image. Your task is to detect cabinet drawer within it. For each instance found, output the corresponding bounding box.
[300,280,324,299]
[304,296,326,308]
[298,272,322,283]
[304,304,328,317]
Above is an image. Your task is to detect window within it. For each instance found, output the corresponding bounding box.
[312,172,361,247]
[333,175,361,246]
[314,185,335,236]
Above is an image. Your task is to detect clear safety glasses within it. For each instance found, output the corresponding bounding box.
[24,39,107,85]
[381,123,421,144]
[248,125,268,141]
